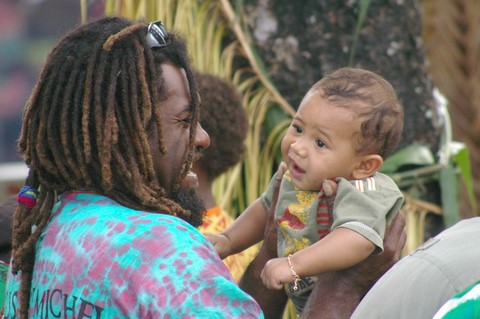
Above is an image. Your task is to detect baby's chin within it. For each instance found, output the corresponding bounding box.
[290,179,322,192]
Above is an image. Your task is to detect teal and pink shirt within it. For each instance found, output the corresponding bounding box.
[3,192,263,318]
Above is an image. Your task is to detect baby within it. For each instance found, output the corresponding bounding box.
[207,67,404,313]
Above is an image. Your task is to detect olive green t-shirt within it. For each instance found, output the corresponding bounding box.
[261,171,404,258]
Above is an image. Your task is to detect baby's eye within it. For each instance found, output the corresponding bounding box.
[292,124,302,134]
[316,139,326,148]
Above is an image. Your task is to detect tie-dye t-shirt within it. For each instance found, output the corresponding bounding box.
[3,192,263,318]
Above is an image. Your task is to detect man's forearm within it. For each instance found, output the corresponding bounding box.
[239,162,289,318]
[300,271,364,319]
[239,247,288,319]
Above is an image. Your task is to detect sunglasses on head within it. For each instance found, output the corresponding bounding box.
[146,20,169,48]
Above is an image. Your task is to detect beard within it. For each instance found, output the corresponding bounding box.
[171,187,206,228]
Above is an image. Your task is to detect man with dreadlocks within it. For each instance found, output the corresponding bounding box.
[2,17,263,318]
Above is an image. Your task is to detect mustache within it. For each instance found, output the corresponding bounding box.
[193,148,204,162]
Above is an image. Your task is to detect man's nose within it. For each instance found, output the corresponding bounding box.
[195,123,210,150]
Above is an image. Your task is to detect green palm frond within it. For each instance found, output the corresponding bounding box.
[218,0,294,115]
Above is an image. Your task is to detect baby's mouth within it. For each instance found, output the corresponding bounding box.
[290,161,305,177]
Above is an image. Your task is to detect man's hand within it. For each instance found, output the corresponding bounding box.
[262,161,287,256]
[349,212,407,289]
[239,162,288,319]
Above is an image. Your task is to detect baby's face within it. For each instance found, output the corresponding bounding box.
[281,90,364,191]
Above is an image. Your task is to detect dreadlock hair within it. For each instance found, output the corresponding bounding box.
[195,71,248,180]
[311,67,404,159]
[11,16,200,318]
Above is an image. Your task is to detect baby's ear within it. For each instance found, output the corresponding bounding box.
[352,155,383,179]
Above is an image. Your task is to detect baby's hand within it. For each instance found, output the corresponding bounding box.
[205,233,231,259]
[260,257,293,290]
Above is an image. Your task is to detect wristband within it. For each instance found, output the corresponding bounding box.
[287,254,301,291]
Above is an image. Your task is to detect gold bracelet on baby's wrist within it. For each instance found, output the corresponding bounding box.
[287,254,301,291]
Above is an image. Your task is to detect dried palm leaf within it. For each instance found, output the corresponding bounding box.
[422,0,480,214]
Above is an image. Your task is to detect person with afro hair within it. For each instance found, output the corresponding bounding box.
[194,71,259,282]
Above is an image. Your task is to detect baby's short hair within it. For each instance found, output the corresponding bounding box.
[312,67,404,158]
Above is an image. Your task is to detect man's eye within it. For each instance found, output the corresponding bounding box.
[316,139,326,148]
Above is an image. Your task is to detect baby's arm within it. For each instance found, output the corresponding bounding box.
[206,198,268,259]
[261,228,375,289]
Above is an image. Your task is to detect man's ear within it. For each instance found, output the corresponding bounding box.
[352,155,383,180]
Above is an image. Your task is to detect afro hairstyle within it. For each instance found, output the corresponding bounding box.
[195,71,248,180]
